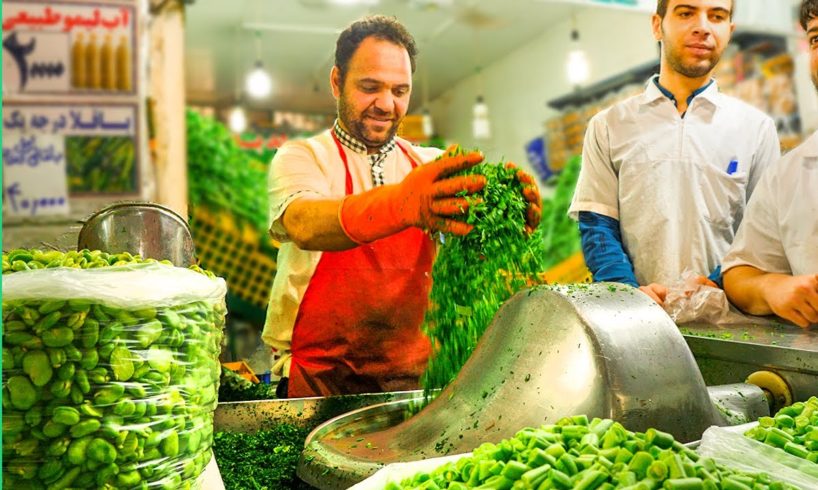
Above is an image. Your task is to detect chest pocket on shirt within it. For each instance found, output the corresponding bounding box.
[691,159,748,231]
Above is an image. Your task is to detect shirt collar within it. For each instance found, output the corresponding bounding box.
[332,119,396,158]
[641,75,721,109]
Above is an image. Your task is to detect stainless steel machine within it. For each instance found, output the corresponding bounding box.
[293,284,813,489]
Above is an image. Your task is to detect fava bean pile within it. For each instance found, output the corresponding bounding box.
[2,249,226,489]
[745,397,818,464]
[389,416,799,490]
[421,159,548,394]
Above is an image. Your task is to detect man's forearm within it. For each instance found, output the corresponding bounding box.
[280,198,357,251]
[723,265,777,316]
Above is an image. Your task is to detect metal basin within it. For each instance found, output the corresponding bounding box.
[77,202,195,266]
[298,283,721,489]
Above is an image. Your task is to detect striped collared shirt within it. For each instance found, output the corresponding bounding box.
[332,119,396,187]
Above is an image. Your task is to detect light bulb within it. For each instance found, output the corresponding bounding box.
[246,61,272,98]
[566,49,590,86]
[229,106,247,133]
[422,109,434,138]
[472,95,491,140]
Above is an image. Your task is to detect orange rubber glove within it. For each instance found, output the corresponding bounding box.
[340,147,487,244]
[505,162,542,233]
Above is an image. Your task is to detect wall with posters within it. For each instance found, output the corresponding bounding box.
[2,0,151,249]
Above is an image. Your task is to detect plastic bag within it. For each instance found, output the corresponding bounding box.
[663,270,776,325]
[2,263,227,490]
[698,425,818,489]
[349,453,472,490]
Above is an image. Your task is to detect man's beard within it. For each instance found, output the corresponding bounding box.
[664,40,720,79]
[338,94,400,149]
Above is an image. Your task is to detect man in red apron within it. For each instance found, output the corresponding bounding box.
[262,15,540,398]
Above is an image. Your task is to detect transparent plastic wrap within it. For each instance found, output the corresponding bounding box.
[663,270,776,325]
[698,426,818,489]
[2,254,227,490]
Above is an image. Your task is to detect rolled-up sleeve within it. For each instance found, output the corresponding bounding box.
[268,141,331,242]
[568,114,620,220]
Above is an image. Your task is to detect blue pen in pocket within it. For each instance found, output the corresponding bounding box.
[726,159,738,175]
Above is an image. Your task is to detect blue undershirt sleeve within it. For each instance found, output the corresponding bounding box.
[578,211,639,288]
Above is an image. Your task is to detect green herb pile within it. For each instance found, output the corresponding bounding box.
[421,158,548,395]
[539,155,582,270]
[218,366,278,402]
[187,109,269,233]
[2,249,225,489]
[213,424,313,490]
[745,397,818,463]
[388,416,799,490]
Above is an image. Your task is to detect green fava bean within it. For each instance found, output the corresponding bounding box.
[7,375,38,409]
[114,398,136,417]
[160,309,182,329]
[38,299,66,314]
[47,348,66,368]
[24,406,44,426]
[135,307,158,320]
[34,310,62,332]
[80,317,100,348]
[3,415,26,436]
[68,298,92,312]
[48,466,81,490]
[4,331,36,346]
[70,384,84,405]
[118,470,142,487]
[88,437,118,464]
[88,366,109,384]
[23,350,53,387]
[57,361,75,381]
[111,346,135,381]
[95,384,125,405]
[74,370,91,394]
[67,436,93,465]
[80,349,99,370]
[79,402,104,418]
[70,419,101,438]
[136,319,163,348]
[64,344,83,361]
[42,327,74,347]
[66,311,87,330]
[148,346,173,373]
[98,342,116,360]
[160,430,180,457]
[52,406,81,425]
[96,463,120,487]
[49,379,72,399]
[37,459,65,484]
[43,420,68,438]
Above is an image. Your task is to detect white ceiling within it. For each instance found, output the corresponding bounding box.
[184,0,578,114]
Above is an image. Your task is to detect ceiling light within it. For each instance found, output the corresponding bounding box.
[566,28,590,87]
[422,108,434,138]
[229,106,247,133]
[246,61,272,98]
[472,95,491,140]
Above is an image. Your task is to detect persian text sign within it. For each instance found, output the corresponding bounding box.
[2,2,136,96]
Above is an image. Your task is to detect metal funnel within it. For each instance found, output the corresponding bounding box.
[298,283,721,489]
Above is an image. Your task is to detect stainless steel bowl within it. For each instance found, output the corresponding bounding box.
[77,202,195,266]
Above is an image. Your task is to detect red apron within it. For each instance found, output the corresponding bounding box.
[287,135,434,398]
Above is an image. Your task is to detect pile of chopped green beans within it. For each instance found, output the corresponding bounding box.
[213,424,313,490]
[745,397,818,463]
[218,366,278,402]
[389,416,799,490]
[2,249,226,489]
[421,158,548,395]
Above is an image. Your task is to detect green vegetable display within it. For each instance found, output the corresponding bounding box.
[66,136,137,194]
[186,109,270,234]
[213,424,312,490]
[539,155,582,270]
[218,366,277,402]
[389,416,799,490]
[421,158,548,395]
[2,249,226,490]
[745,397,818,464]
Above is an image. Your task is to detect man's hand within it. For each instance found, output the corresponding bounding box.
[505,162,542,233]
[761,274,818,328]
[340,146,486,243]
[639,283,668,306]
[691,275,719,289]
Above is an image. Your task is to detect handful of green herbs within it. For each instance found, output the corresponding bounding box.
[421,158,549,395]
[218,366,278,402]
